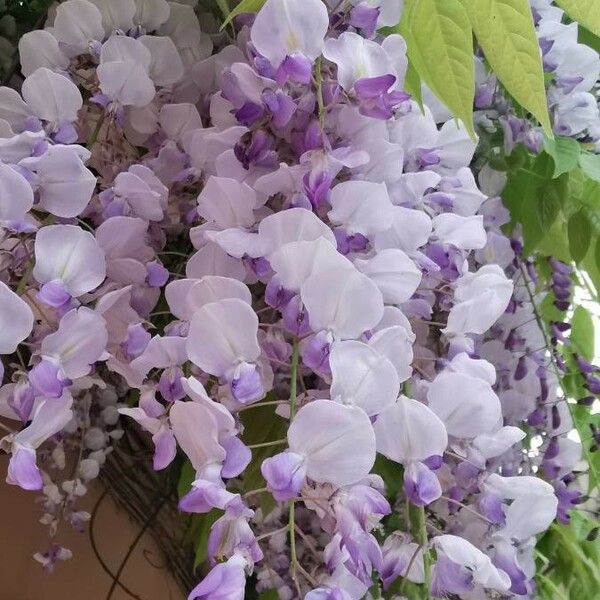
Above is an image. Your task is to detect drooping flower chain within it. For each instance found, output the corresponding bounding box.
[0,0,594,598]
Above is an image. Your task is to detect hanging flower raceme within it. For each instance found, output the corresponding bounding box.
[0,0,587,598]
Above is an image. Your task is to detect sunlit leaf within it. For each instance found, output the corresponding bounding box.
[544,136,581,178]
[556,0,600,38]
[568,168,600,233]
[405,0,474,135]
[220,0,265,29]
[579,152,600,182]
[403,60,423,110]
[460,0,552,134]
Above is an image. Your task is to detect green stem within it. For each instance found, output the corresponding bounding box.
[16,259,35,295]
[418,507,431,598]
[87,113,106,148]
[289,499,298,584]
[288,337,300,587]
[256,525,289,542]
[243,486,268,499]
[247,438,286,450]
[409,504,431,599]
[238,399,286,412]
[519,263,600,489]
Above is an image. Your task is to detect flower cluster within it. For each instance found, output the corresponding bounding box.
[0,0,593,598]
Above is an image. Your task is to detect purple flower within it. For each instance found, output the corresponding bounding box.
[349,4,380,38]
[230,362,264,405]
[179,480,241,514]
[146,261,169,288]
[403,462,442,506]
[354,75,410,120]
[208,507,263,566]
[381,533,424,589]
[158,366,185,402]
[188,554,247,600]
[29,358,71,398]
[277,54,313,84]
[300,331,333,376]
[261,451,307,501]
[305,587,352,600]
[7,445,43,491]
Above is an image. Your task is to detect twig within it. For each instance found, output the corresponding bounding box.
[89,489,144,600]
[256,525,289,542]
[440,496,493,524]
[398,543,423,594]
[106,497,167,600]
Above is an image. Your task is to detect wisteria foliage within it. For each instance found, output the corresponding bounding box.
[0,0,598,599]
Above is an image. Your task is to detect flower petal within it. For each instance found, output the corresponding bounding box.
[288,399,376,487]
[0,281,34,354]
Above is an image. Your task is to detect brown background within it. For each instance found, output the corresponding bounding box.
[0,455,184,600]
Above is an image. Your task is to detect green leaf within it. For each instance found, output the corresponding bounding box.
[403,60,424,110]
[192,509,220,568]
[215,0,230,19]
[177,459,195,498]
[572,407,600,494]
[537,572,569,600]
[578,152,600,182]
[555,0,600,38]
[372,455,404,500]
[578,24,600,53]
[239,399,286,511]
[571,306,595,360]
[567,167,600,233]
[502,153,568,252]
[568,210,592,262]
[460,0,551,134]
[257,590,279,600]
[582,241,600,300]
[220,0,265,29]
[404,0,474,135]
[544,136,581,177]
[537,517,600,597]
[536,220,571,261]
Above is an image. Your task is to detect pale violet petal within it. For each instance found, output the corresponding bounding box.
[186,298,260,377]
[301,266,384,339]
[251,0,328,66]
[288,399,376,487]
[0,281,34,354]
[33,224,106,296]
[374,396,448,463]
